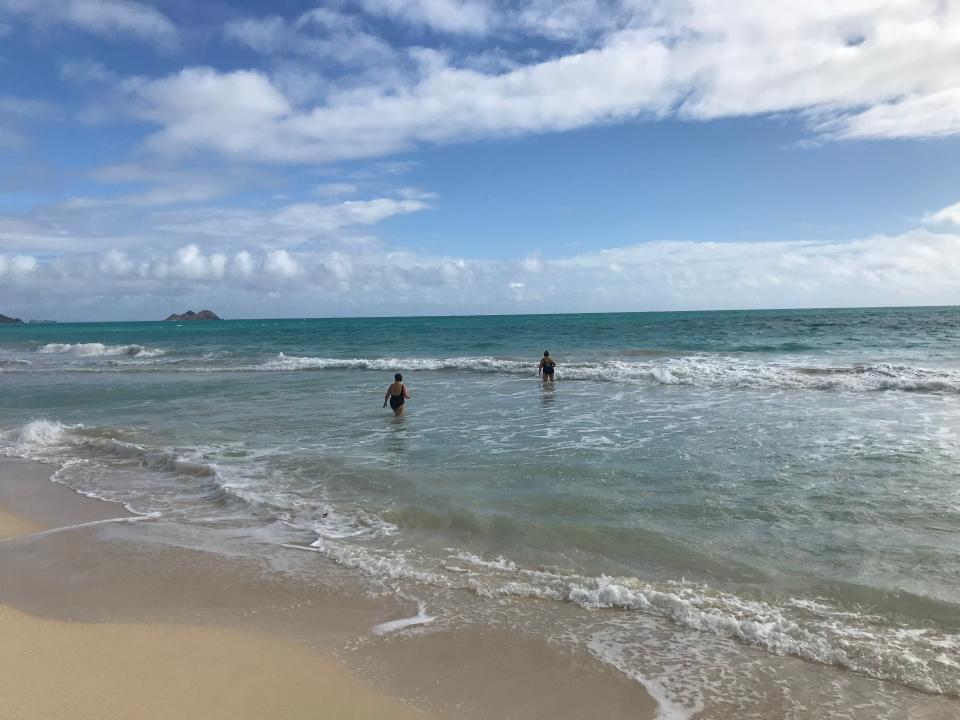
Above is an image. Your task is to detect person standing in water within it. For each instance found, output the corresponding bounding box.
[538,351,556,382]
[383,373,411,415]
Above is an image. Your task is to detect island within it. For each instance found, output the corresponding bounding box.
[163,310,222,321]
[0,313,23,324]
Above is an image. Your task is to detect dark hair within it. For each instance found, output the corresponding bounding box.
[394,373,403,381]
[543,350,550,356]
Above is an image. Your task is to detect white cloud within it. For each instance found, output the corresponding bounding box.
[264,249,301,278]
[350,0,494,35]
[512,0,624,41]
[0,0,176,43]
[925,200,960,226]
[273,197,432,232]
[154,244,227,280]
[232,250,256,277]
[823,88,960,140]
[63,176,233,209]
[5,226,960,320]
[223,15,286,54]
[100,248,134,274]
[60,59,118,84]
[125,1,960,166]
[223,8,395,67]
[0,253,38,278]
[313,183,359,198]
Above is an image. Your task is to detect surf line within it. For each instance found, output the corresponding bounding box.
[281,544,438,635]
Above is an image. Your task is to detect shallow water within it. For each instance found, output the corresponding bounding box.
[2,307,959,717]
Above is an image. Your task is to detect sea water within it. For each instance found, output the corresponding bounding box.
[2,307,959,717]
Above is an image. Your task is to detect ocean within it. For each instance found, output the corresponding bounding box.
[2,307,959,718]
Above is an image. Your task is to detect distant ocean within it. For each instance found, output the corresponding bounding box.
[2,307,959,718]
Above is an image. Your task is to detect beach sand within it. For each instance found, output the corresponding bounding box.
[0,458,657,720]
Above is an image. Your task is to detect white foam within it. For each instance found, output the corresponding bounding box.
[37,343,163,358]
[257,353,531,373]
[450,551,518,571]
[250,353,960,393]
[587,631,700,720]
[372,601,436,635]
[8,419,74,451]
[294,537,960,698]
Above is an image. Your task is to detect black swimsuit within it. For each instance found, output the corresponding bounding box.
[542,361,555,376]
[389,385,405,409]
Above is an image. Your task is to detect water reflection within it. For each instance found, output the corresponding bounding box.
[540,381,556,408]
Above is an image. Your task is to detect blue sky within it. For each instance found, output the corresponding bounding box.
[1,0,960,320]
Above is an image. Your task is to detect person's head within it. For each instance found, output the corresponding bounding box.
[543,350,550,357]
[394,373,403,382]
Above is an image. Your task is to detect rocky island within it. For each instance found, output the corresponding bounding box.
[0,313,23,324]
[164,310,222,321]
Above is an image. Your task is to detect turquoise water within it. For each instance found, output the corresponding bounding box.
[2,307,960,717]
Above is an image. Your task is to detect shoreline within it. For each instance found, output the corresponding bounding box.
[0,457,657,720]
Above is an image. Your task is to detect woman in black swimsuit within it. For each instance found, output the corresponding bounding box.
[538,351,556,381]
[383,373,411,416]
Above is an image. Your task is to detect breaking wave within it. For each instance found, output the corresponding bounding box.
[257,354,960,392]
[37,342,164,358]
[0,420,251,516]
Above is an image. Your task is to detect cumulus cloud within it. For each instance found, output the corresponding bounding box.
[5,229,960,319]
[925,200,960,226]
[100,248,134,275]
[0,253,38,278]
[0,0,177,43]
[264,249,301,278]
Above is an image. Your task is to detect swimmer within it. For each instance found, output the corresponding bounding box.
[383,373,411,416]
[537,350,556,382]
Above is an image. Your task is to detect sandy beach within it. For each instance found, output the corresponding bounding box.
[0,458,657,720]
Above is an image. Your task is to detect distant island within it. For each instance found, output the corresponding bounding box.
[164,310,222,321]
[0,313,23,324]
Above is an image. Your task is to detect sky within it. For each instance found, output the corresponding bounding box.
[1,0,960,321]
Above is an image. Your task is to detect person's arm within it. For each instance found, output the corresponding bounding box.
[537,359,543,375]
[402,384,411,399]
[383,387,391,407]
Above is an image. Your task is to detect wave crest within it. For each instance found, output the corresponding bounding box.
[37,342,164,358]
[257,354,960,392]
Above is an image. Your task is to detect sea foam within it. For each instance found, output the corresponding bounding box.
[38,342,164,358]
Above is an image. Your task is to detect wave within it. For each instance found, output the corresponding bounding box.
[0,420,252,515]
[258,353,531,373]
[3,418,957,703]
[256,354,960,392]
[37,342,164,358]
[297,537,960,699]
[7,350,960,393]
[7,347,960,391]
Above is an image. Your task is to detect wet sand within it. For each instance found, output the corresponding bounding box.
[0,458,657,719]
